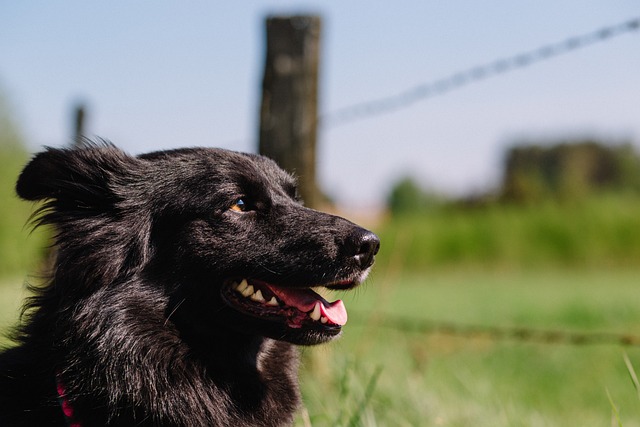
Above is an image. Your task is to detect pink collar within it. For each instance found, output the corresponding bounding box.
[56,376,81,427]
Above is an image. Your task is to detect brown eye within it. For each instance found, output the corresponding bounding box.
[230,198,247,212]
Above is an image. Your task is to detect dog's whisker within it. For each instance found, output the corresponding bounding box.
[164,298,186,327]
[255,261,284,276]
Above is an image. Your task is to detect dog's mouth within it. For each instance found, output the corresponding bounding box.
[221,278,352,332]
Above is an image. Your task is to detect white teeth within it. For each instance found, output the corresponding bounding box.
[241,284,254,298]
[309,303,322,321]
[234,279,280,307]
[320,317,328,324]
[236,279,249,293]
[250,289,266,303]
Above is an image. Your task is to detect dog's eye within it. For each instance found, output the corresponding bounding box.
[230,198,249,212]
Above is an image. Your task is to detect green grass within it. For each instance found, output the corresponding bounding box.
[0,147,50,278]
[296,268,640,427]
[376,195,640,270]
[0,277,28,348]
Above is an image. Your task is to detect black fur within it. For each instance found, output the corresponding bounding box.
[0,143,379,426]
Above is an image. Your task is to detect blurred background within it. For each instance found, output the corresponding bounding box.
[2,2,640,426]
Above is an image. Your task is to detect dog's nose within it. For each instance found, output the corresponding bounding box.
[348,229,380,269]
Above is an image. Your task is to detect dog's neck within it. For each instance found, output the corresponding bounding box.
[27,283,302,426]
[57,333,301,426]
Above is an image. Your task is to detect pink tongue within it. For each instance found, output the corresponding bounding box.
[264,285,348,326]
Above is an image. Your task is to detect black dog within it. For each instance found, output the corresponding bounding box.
[0,143,379,426]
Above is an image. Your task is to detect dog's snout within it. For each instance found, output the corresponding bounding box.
[348,229,380,269]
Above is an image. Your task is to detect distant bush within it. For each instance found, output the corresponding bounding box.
[501,140,640,202]
[375,194,640,270]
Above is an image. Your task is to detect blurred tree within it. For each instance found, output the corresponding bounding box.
[387,176,445,215]
[501,140,640,202]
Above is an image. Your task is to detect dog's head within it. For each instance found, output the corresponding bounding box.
[17,143,379,346]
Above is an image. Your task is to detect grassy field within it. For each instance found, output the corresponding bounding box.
[296,268,640,427]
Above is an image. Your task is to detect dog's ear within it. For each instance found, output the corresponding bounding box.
[17,144,153,282]
[16,144,137,208]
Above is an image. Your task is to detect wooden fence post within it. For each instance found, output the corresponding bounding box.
[73,103,86,146]
[258,15,321,208]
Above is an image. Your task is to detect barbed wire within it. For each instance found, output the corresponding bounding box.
[360,313,640,347]
[320,17,640,128]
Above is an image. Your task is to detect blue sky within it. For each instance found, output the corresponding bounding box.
[1,1,639,208]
